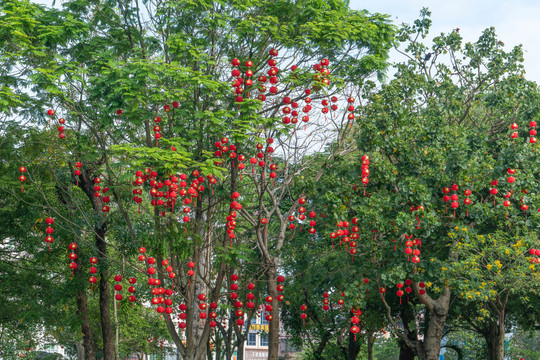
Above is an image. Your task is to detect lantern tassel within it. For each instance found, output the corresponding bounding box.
[454,210,456,218]
[400,297,401,305]
[466,209,468,217]
[351,256,354,263]
[354,335,356,341]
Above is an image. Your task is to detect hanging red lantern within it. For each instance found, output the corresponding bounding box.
[350,325,360,341]
[19,166,27,192]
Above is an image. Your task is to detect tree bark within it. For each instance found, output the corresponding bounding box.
[75,341,85,360]
[346,332,362,360]
[74,242,96,360]
[79,171,114,360]
[485,310,506,360]
[266,261,280,360]
[76,289,96,360]
[399,345,416,360]
[96,225,115,360]
[367,332,374,360]
[421,298,449,360]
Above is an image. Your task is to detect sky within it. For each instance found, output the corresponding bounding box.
[350,0,540,83]
[31,0,540,82]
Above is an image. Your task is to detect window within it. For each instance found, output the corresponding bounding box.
[250,316,258,324]
[260,333,269,347]
[247,332,257,346]
[261,312,269,325]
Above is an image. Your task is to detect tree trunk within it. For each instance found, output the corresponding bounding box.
[367,332,374,360]
[347,332,362,360]
[266,262,279,360]
[236,336,244,360]
[74,242,95,360]
[485,310,506,360]
[399,345,416,360]
[421,299,449,360]
[96,226,115,360]
[76,289,96,360]
[75,341,85,360]
[80,172,114,360]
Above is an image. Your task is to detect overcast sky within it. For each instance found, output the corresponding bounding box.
[351,0,540,83]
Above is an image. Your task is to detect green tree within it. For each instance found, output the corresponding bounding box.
[0,1,395,360]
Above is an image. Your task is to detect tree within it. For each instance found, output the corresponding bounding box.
[0,1,395,359]
[280,9,540,360]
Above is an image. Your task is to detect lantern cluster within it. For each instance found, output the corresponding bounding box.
[263,295,273,323]
[350,309,361,341]
[114,275,123,301]
[89,257,98,289]
[442,184,459,218]
[44,217,54,250]
[227,194,240,247]
[503,169,517,217]
[396,280,414,304]
[18,166,26,192]
[246,282,256,311]
[230,274,245,325]
[214,137,236,166]
[510,121,519,140]
[163,259,176,284]
[299,304,307,327]
[361,155,370,195]
[101,186,111,214]
[128,277,136,303]
[93,177,102,205]
[198,293,208,322]
[178,303,187,330]
[74,162,82,186]
[209,301,218,329]
[404,234,421,266]
[154,115,162,145]
[463,189,472,216]
[322,291,330,313]
[187,261,195,285]
[276,275,285,303]
[346,96,355,123]
[529,120,537,144]
[57,116,66,139]
[490,180,499,206]
[528,248,540,263]
[329,219,358,258]
[68,242,78,276]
